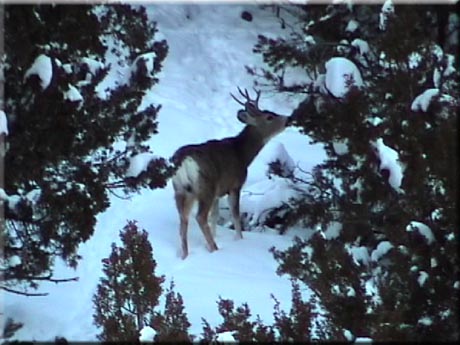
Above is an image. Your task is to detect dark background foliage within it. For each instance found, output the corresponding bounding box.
[1,4,172,295]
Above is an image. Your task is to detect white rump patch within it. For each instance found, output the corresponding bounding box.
[172,156,201,193]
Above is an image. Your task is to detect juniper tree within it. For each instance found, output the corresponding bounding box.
[200,280,321,342]
[1,4,172,296]
[92,220,164,342]
[150,281,192,343]
[247,3,458,341]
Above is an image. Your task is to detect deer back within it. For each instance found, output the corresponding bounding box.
[172,137,249,199]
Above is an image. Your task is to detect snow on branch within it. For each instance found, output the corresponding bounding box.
[379,0,394,30]
[411,88,439,112]
[132,52,157,79]
[1,110,8,135]
[139,326,156,343]
[345,19,359,33]
[24,54,53,90]
[371,241,393,262]
[64,84,84,103]
[406,221,435,245]
[325,57,363,98]
[351,39,370,57]
[81,57,105,76]
[126,152,158,178]
[372,138,404,192]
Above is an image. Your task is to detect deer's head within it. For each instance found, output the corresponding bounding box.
[231,87,289,141]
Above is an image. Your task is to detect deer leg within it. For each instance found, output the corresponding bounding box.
[209,198,219,237]
[175,192,195,259]
[228,189,243,239]
[196,198,219,252]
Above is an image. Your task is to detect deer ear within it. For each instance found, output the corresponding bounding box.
[237,109,249,124]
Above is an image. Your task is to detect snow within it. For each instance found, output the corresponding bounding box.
[372,138,404,192]
[408,52,422,69]
[343,329,354,341]
[139,326,156,342]
[355,336,373,343]
[0,188,8,201]
[418,317,433,326]
[433,68,441,88]
[417,271,429,287]
[64,84,83,103]
[324,57,363,98]
[411,88,439,112]
[406,221,435,245]
[366,116,384,127]
[0,110,8,135]
[313,73,328,95]
[265,142,296,175]
[378,51,397,69]
[304,35,316,45]
[345,19,359,33]
[379,0,394,30]
[351,38,369,56]
[5,4,327,342]
[95,34,131,99]
[24,54,53,90]
[216,331,236,342]
[81,57,104,76]
[282,66,312,90]
[132,52,157,79]
[432,44,443,61]
[332,140,349,156]
[446,54,456,76]
[242,176,299,228]
[347,245,370,267]
[126,152,156,178]
[321,221,342,240]
[370,241,393,262]
[1,189,21,213]
[346,286,356,297]
[25,188,41,204]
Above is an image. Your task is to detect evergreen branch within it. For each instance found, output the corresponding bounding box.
[92,149,128,167]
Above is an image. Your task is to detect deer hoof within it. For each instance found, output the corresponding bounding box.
[208,243,218,252]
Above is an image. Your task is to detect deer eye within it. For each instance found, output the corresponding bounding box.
[266,114,274,121]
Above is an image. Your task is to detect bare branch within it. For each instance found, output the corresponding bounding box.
[104,180,128,189]
[3,272,79,283]
[108,188,132,200]
[1,286,48,297]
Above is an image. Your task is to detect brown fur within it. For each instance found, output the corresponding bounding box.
[172,98,289,259]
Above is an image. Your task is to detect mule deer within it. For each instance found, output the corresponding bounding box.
[171,88,289,259]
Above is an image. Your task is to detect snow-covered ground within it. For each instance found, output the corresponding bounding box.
[4,4,327,341]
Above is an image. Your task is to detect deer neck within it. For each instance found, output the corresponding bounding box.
[233,126,266,167]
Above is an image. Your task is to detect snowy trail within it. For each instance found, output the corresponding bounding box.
[5,5,326,341]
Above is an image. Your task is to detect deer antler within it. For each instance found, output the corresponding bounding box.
[230,87,261,109]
